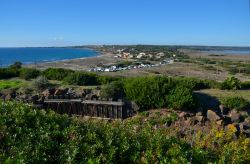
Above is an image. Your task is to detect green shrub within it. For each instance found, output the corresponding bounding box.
[32,76,50,91]
[220,76,241,90]
[1,101,250,163]
[168,86,196,110]
[0,68,20,79]
[221,96,249,111]
[10,61,22,69]
[63,72,98,86]
[176,77,211,90]
[124,76,172,110]
[124,76,202,110]
[97,75,122,85]
[19,68,40,80]
[241,81,250,89]
[100,81,125,100]
[42,68,74,80]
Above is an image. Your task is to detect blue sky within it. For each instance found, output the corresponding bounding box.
[0,0,250,47]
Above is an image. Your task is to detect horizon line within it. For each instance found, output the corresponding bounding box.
[1,44,250,48]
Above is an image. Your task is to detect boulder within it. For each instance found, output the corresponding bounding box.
[0,94,6,100]
[229,110,242,123]
[222,116,232,125]
[195,116,204,123]
[216,120,223,126]
[178,112,188,118]
[30,95,39,103]
[5,94,12,101]
[66,88,75,95]
[240,122,250,131]
[18,94,30,102]
[42,88,55,97]
[131,101,139,112]
[0,88,15,95]
[82,89,92,97]
[85,94,98,100]
[196,112,203,116]
[243,130,250,137]
[207,110,221,122]
[54,89,65,96]
[219,104,229,115]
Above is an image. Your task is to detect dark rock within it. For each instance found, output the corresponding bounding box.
[195,116,204,123]
[243,130,250,137]
[0,95,6,100]
[82,89,92,97]
[5,94,12,101]
[42,88,55,97]
[85,94,98,100]
[131,101,139,112]
[241,122,250,130]
[0,88,15,95]
[66,88,75,95]
[184,119,191,127]
[229,110,242,123]
[222,116,232,125]
[216,120,223,126]
[207,110,221,122]
[54,89,66,96]
[30,95,39,103]
[219,104,229,115]
[196,112,203,116]
[179,112,189,118]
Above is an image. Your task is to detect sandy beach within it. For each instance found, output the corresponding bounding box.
[25,52,126,71]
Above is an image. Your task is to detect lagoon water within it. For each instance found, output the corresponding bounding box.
[203,50,250,55]
[0,47,100,66]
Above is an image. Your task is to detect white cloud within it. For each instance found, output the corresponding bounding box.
[53,37,64,41]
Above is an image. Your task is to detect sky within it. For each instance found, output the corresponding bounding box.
[0,0,250,47]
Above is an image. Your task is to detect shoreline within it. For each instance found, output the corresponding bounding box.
[25,51,125,71]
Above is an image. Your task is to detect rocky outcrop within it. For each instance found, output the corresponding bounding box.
[207,110,221,122]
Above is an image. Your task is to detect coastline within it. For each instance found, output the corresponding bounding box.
[25,51,125,71]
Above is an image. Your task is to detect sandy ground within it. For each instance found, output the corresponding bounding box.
[26,52,125,71]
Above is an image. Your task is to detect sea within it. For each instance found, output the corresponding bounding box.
[0,47,100,67]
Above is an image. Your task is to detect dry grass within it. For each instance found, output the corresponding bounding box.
[198,89,250,101]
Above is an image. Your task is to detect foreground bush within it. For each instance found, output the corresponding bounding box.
[0,68,20,79]
[124,76,199,110]
[124,76,171,110]
[32,76,50,91]
[19,68,40,80]
[241,81,250,89]
[168,86,196,110]
[100,81,125,100]
[63,72,99,86]
[220,76,241,90]
[221,96,249,111]
[1,102,250,163]
[42,68,74,80]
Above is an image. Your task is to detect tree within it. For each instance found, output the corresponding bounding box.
[32,76,50,91]
[220,76,241,90]
[100,81,124,100]
[10,61,22,69]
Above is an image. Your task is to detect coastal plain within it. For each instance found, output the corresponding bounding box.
[26,48,250,82]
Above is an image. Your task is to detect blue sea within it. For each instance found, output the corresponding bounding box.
[0,47,100,67]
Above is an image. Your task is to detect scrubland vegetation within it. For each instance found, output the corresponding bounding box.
[1,101,250,163]
[1,62,250,163]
